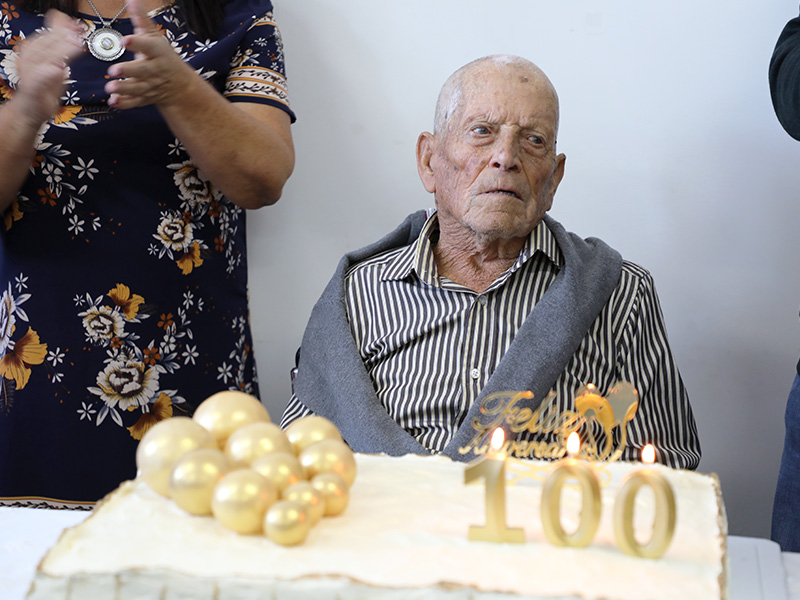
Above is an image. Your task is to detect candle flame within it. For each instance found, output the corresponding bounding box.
[642,444,656,464]
[566,432,580,456]
[490,428,505,451]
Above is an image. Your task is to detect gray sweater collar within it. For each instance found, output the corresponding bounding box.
[293,211,622,461]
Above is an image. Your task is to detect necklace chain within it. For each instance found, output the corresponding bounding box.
[85,0,129,28]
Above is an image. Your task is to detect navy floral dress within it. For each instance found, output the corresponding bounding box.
[0,0,294,507]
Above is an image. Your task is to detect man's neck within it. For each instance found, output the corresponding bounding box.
[432,231,527,293]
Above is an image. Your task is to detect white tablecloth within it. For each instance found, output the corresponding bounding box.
[1,505,798,600]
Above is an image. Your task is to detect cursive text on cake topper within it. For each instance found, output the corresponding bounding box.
[457,382,640,462]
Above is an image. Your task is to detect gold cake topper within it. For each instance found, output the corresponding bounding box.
[458,382,639,462]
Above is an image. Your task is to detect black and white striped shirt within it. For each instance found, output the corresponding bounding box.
[282,213,700,469]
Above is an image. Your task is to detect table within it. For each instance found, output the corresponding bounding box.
[728,536,800,599]
[1,506,799,599]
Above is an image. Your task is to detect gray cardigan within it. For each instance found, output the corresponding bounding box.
[293,211,623,461]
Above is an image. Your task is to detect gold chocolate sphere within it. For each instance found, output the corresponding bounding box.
[298,438,357,487]
[224,421,293,468]
[251,452,304,493]
[284,415,343,455]
[193,390,271,448]
[169,448,230,515]
[282,481,326,525]
[211,469,278,534]
[136,416,216,497]
[311,472,350,516]
[264,500,312,546]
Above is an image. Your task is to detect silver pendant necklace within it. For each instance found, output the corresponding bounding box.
[85,0,129,61]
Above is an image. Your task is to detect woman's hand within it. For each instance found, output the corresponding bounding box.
[101,0,294,208]
[16,10,84,127]
[104,0,194,109]
[0,9,83,210]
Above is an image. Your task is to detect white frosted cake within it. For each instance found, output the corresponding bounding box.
[27,453,727,600]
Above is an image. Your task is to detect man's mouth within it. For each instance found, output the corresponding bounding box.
[485,189,521,199]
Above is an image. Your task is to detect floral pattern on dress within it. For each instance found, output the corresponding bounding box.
[0,30,103,237]
[0,0,291,505]
[76,283,188,440]
[0,278,47,412]
[160,154,245,275]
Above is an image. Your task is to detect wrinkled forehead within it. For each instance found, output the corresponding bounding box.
[457,64,560,131]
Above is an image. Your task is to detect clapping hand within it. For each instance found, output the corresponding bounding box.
[105,0,196,110]
[99,0,294,208]
[16,10,83,127]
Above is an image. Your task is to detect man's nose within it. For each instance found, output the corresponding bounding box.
[490,130,521,171]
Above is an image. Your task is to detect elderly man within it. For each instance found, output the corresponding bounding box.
[282,55,700,469]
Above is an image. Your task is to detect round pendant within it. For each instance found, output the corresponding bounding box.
[87,27,125,61]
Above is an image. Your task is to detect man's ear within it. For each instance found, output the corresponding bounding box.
[542,153,566,214]
[416,132,437,194]
[550,153,566,198]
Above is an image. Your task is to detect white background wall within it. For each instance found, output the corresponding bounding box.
[247,0,800,538]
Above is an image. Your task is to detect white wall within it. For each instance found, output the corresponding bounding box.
[247,0,800,538]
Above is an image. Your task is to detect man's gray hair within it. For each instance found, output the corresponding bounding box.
[432,55,559,136]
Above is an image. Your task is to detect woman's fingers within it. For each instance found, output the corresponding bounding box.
[16,10,83,125]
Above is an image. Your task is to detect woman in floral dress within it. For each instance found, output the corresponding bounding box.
[0,0,295,507]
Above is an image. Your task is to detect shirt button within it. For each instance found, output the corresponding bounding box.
[478,296,488,305]
[470,368,481,379]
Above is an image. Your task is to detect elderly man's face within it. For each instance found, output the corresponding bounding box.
[419,66,566,243]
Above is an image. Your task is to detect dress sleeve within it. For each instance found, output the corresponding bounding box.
[770,10,800,140]
[224,10,295,122]
[616,267,702,470]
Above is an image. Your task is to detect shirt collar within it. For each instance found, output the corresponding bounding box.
[381,211,563,286]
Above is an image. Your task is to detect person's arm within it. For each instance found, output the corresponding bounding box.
[0,11,83,211]
[770,12,800,140]
[616,267,701,470]
[104,0,294,209]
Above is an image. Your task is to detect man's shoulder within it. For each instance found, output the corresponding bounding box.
[342,210,431,281]
[546,218,652,290]
[345,246,408,279]
[612,259,657,301]
[619,259,653,282]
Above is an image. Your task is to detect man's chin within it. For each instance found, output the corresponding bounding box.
[467,218,539,242]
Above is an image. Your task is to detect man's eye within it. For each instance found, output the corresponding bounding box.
[527,135,544,145]
[472,126,490,135]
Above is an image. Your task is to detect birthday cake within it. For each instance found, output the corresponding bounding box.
[27,452,727,600]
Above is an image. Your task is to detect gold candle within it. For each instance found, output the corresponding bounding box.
[540,432,601,547]
[613,444,676,559]
[464,428,525,544]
